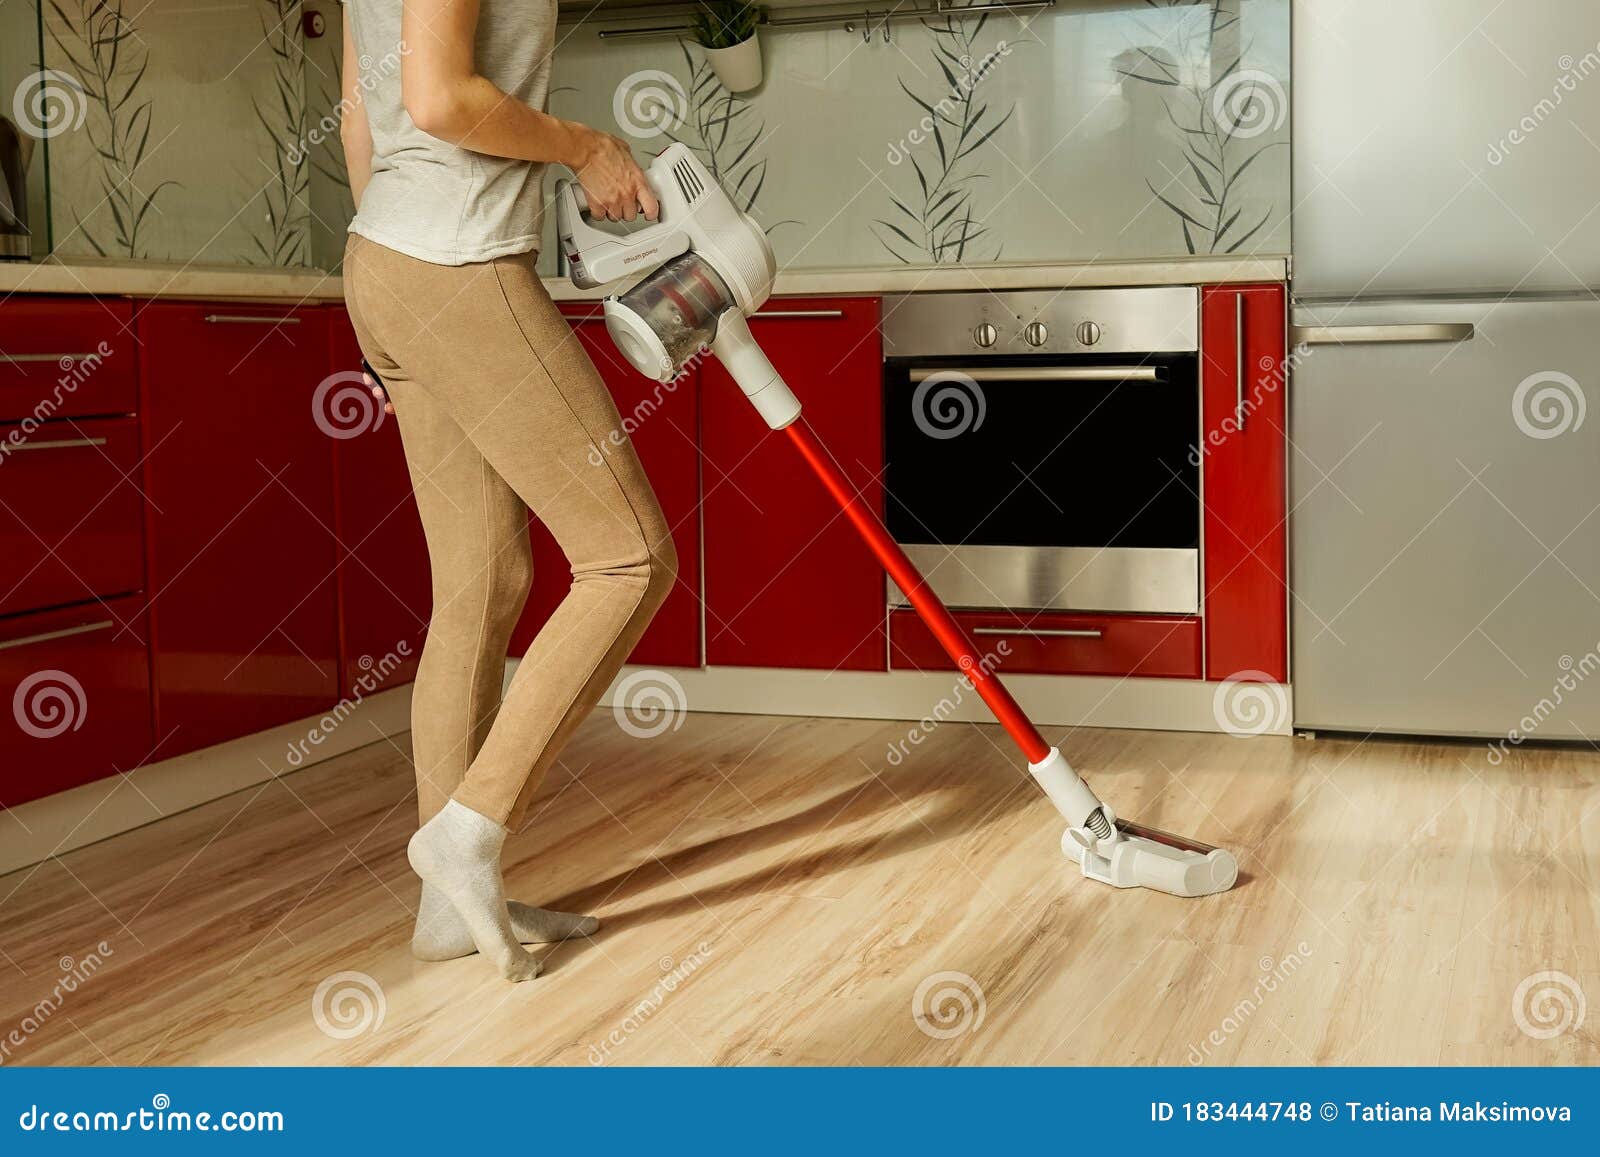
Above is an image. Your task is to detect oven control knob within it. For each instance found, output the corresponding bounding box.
[1023,321,1049,347]
[1076,320,1102,347]
[972,322,999,348]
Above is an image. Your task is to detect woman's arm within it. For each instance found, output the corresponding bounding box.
[340,8,374,208]
[401,0,658,222]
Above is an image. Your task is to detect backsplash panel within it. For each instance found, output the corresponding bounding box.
[539,0,1290,274]
[8,0,1287,273]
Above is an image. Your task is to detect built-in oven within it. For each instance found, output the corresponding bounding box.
[881,287,1200,616]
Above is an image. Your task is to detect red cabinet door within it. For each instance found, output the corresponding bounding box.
[509,309,703,668]
[700,298,885,671]
[138,303,340,756]
[0,595,154,807]
[1200,284,1288,682]
[328,307,429,699]
[0,298,138,421]
[0,416,145,617]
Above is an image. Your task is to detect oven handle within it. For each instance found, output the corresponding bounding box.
[908,366,1162,383]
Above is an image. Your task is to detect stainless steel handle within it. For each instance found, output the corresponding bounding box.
[972,626,1104,640]
[1234,292,1246,430]
[0,619,114,653]
[909,366,1160,383]
[2,352,99,364]
[203,314,301,326]
[1290,323,1475,346]
[749,310,846,320]
[6,437,108,452]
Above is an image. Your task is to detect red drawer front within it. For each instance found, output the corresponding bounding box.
[0,417,145,617]
[0,595,155,808]
[0,299,138,421]
[889,610,1202,680]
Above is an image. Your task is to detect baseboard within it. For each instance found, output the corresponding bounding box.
[585,662,1293,737]
[0,684,414,878]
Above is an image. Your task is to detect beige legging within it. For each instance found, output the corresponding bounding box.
[342,233,677,830]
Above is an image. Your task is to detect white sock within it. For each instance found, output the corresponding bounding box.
[411,882,599,962]
[406,800,542,982]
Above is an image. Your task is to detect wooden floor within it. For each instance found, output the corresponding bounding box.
[2,709,1597,1066]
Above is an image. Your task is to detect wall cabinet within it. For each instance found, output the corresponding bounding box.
[510,307,703,668]
[700,298,886,671]
[138,302,340,756]
[1199,284,1289,682]
[327,309,429,699]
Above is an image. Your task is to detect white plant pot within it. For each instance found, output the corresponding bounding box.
[704,33,763,93]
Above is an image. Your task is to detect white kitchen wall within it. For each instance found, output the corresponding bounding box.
[20,0,1289,272]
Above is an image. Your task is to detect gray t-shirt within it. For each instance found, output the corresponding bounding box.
[346,0,556,266]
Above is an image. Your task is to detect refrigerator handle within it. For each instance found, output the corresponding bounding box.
[1290,323,1475,346]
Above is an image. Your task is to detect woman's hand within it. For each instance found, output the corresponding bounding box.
[574,130,661,223]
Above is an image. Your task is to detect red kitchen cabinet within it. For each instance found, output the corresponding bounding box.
[0,298,138,421]
[327,308,428,698]
[890,609,1202,680]
[138,302,341,756]
[0,416,145,617]
[0,595,155,808]
[700,298,885,671]
[1200,284,1288,682]
[510,308,703,668]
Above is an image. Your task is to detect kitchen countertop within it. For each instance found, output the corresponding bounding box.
[0,254,1289,303]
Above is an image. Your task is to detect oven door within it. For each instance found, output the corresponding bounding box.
[882,354,1200,615]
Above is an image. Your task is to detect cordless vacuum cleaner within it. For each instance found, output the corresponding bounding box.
[557,144,1239,898]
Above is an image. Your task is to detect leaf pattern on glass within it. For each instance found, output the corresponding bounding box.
[876,12,1016,265]
[251,0,311,267]
[1124,0,1284,254]
[47,0,178,259]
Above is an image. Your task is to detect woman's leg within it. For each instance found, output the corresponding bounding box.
[345,237,676,978]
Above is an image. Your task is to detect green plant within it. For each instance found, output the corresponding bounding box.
[691,1,760,50]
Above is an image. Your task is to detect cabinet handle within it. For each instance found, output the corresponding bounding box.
[2,351,100,364]
[749,309,846,320]
[6,437,108,452]
[1290,323,1475,346]
[972,626,1104,640]
[1234,292,1246,431]
[0,619,114,652]
[203,314,301,325]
